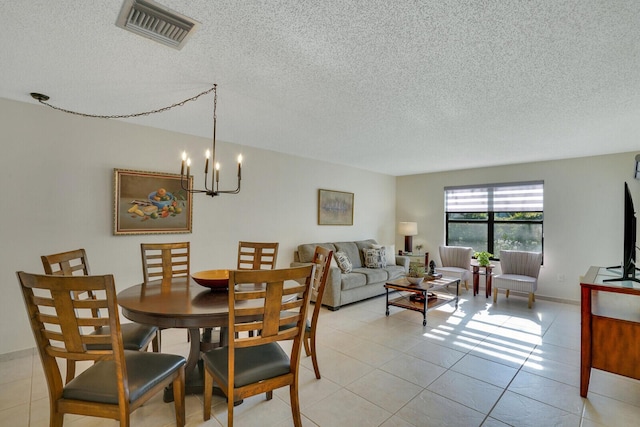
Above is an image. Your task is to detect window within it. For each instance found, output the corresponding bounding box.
[445,181,544,258]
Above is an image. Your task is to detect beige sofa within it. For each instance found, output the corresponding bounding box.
[292,239,409,310]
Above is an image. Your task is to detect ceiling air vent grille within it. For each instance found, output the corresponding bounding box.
[116,0,199,50]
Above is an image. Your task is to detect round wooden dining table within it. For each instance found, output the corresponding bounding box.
[117,275,231,401]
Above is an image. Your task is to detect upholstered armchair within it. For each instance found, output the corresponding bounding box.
[492,250,543,308]
[436,246,473,292]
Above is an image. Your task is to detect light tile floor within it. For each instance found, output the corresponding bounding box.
[2,291,640,426]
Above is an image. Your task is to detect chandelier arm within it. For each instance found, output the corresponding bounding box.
[180,176,189,192]
[203,170,211,192]
[180,175,208,194]
[214,179,241,195]
[187,188,209,194]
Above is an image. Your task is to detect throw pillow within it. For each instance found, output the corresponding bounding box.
[334,251,352,273]
[372,244,396,266]
[364,248,387,268]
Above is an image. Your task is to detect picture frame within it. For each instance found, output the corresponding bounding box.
[318,189,354,225]
[113,168,193,235]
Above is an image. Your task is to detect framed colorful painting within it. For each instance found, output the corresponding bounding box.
[318,189,354,225]
[113,168,193,235]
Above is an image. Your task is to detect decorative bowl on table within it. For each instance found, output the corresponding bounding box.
[406,276,424,285]
[191,270,229,291]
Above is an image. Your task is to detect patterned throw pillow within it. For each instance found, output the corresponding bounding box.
[334,251,353,273]
[364,248,387,268]
[372,244,396,266]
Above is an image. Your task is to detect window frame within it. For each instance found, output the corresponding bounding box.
[444,181,544,260]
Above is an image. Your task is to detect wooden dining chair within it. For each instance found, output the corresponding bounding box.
[141,242,191,347]
[16,271,186,427]
[237,241,279,270]
[202,265,315,427]
[236,241,279,338]
[41,248,159,384]
[140,242,190,283]
[303,246,333,379]
[279,246,333,378]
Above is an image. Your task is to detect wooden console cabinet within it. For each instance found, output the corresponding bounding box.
[580,266,640,397]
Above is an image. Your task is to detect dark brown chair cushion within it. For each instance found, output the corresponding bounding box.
[88,323,158,351]
[63,351,185,404]
[203,343,290,388]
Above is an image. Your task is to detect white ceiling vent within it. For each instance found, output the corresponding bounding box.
[116,0,200,50]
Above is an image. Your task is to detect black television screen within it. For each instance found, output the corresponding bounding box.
[605,182,640,283]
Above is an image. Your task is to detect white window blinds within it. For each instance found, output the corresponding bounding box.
[445,181,544,213]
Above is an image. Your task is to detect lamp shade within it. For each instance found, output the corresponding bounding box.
[398,222,418,236]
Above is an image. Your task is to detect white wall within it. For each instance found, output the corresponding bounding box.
[397,152,640,303]
[3,95,637,354]
[0,98,396,355]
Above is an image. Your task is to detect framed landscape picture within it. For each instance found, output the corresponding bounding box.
[318,189,354,225]
[113,168,193,235]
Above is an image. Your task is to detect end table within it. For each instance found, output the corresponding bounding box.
[472,263,494,298]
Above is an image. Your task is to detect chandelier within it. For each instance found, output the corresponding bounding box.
[180,84,241,197]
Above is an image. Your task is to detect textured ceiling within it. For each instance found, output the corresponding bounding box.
[1,1,639,176]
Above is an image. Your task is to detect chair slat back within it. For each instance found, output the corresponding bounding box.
[41,248,91,276]
[41,249,100,318]
[141,242,190,283]
[228,265,314,353]
[16,272,126,397]
[237,241,279,270]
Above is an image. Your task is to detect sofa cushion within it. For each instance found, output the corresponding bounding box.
[384,265,406,281]
[355,239,378,250]
[340,271,367,290]
[297,243,337,263]
[363,248,386,268]
[334,242,363,268]
[352,267,388,285]
[334,251,353,273]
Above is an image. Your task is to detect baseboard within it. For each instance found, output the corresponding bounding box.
[535,294,579,306]
[488,287,579,306]
[0,347,34,362]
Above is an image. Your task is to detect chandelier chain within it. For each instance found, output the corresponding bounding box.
[34,86,216,119]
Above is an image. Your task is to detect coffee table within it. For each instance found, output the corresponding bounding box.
[385,276,460,326]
